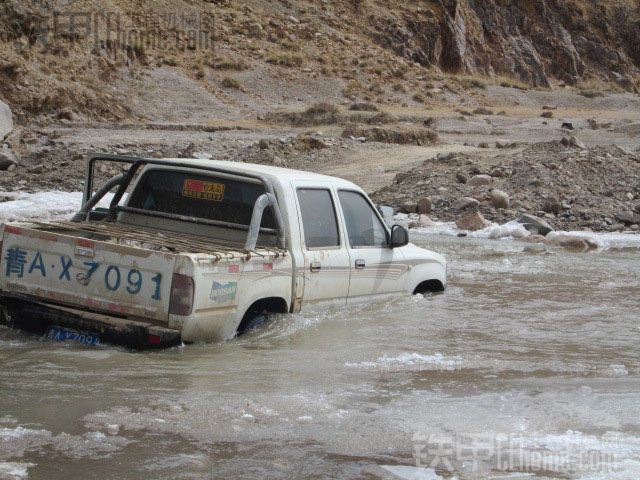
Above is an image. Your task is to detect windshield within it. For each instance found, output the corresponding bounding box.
[127,170,275,228]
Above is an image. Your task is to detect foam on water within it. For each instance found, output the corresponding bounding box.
[0,191,114,223]
[0,462,35,480]
[397,213,640,250]
[376,465,444,480]
[345,352,463,371]
[0,425,129,461]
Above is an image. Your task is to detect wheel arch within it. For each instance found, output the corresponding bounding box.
[236,296,289,334]
[405,261,447,294]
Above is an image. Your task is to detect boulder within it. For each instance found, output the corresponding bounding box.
[456,211,490,231]
[247,22,264,38]
[467,174,492,186]
[542,197,562,215]
[489,189,510,209]
[455,171,468,183]
[569,136,586,149]
[416,197,432,214]
[409,214,438,229]
[0,153,16,171]
[417,214,437,227]
[517,213,554,236]
[523,244,547,254]
[546,233,598,252]
[616,211,640,225]
[400,202,418,214]
[453,196,480,210]
[0,101,12,141]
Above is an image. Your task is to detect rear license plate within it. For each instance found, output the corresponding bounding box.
[45,326,101,346]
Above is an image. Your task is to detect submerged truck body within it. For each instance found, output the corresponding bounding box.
[0,155,446,348]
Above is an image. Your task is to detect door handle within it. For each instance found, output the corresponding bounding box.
[310,262,322,272]
[355,259,366,269]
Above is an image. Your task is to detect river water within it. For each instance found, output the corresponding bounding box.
[1,233,639,480]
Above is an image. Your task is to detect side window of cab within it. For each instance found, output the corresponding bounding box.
[338,191,388,248]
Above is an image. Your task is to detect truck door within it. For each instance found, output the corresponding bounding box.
[293,184,351,307]
[336,190,408,303]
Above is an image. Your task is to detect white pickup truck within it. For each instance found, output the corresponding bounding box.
[0,154,446,348]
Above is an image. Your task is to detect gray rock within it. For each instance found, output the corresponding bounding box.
[436,152,455,162]
[456,211,490,231]
[569,136,586,149]
[453,197,480,210]
[0,154,16,171]
[0,101,12,141]
[455,172,468,183]
[542,197,562,215]
[247,22,263,37]
[523,244,547,254]
[400,202,418,214]
[416,197,432,214]
[517,213,554,236]
[467,174,492,186]
[409,214,437,229]
[0,145,18,170]
[616,211,640,225]
[546,234,598,251]
[489,189,510,209]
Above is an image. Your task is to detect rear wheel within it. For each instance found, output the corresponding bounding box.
[236,297,288,336]
[238,312,269,334]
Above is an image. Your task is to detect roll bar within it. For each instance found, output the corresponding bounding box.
[73,153,287,250]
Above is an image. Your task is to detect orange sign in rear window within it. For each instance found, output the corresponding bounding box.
[182,179,225,201]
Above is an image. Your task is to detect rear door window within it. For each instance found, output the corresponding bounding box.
[297,189,340,248]
[128,170,275,228]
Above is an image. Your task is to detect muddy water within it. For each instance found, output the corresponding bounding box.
[1,234,639,480]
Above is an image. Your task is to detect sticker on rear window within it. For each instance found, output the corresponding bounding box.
[182,179,225,201]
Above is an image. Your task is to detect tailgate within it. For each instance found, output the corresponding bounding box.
[0,225,177,323]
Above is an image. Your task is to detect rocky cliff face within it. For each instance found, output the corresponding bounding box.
[369,0,639,88]
[0,0,638,123]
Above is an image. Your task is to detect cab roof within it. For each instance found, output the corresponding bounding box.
[156,158,360,189]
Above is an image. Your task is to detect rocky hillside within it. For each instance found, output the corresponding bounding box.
[0,0,639,123]
[372,0,640,88]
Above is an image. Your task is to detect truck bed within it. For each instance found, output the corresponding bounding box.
[30,220,287,260]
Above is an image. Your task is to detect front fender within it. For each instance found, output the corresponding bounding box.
[403,247,447,293]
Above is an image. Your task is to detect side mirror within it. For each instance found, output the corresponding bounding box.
[390,224,409,248]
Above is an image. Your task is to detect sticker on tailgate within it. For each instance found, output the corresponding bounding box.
[182,179,225,201]
[3,247,163,300]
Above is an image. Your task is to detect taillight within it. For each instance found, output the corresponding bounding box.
[169,274,194,316]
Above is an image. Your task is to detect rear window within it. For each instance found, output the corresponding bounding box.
[127,170,275,228]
